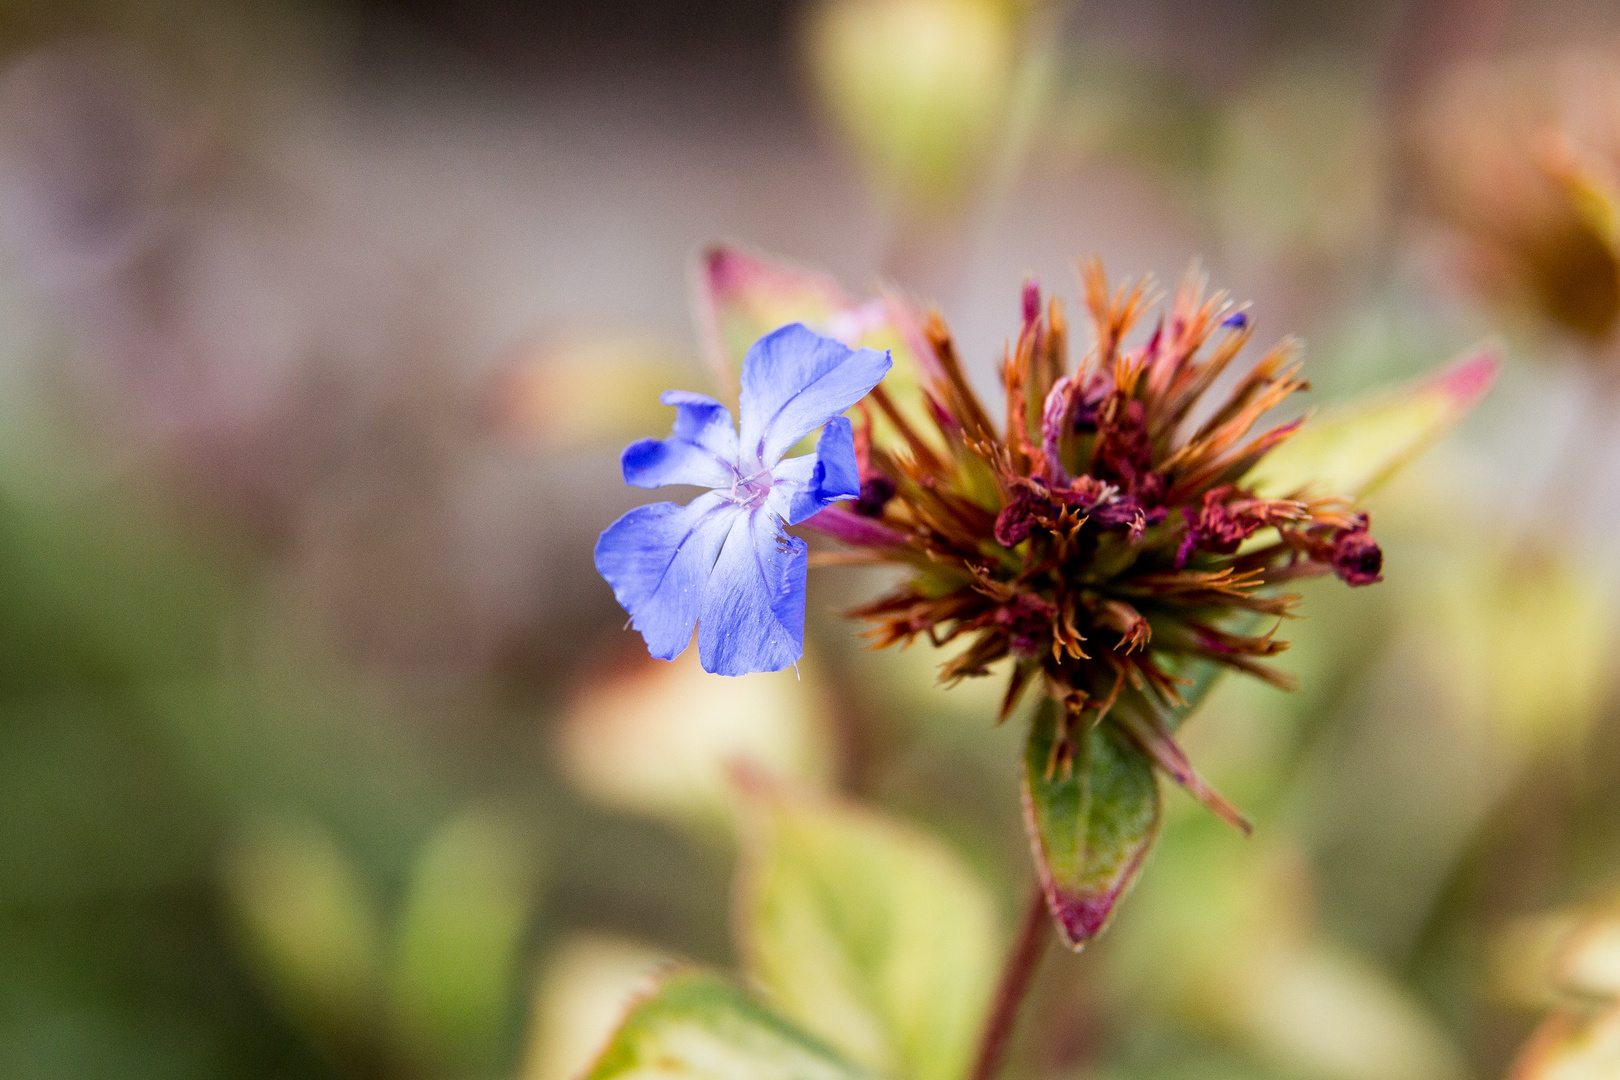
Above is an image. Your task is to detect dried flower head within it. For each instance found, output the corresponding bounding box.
[808,263,1382,827]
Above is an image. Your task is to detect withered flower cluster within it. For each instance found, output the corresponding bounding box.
[808,263,1381,822]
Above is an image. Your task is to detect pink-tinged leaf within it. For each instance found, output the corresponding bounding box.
[1022,698,1161,949]
[1243,346,1501,500]
[690,243,940,452]
[693,245,854,392]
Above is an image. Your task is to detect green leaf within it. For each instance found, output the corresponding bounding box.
[582,969,881,1080]
[736,786,999,1080]
[1022,698,1162,949]
[1243,347,1499,500]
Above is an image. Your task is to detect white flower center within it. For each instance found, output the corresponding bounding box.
[729,467,774,509]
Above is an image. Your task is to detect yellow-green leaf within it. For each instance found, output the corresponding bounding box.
[582,969,879,1080]
[485,330,696,450]
[523,934,675,1080]
[1023,698,1162,949]
[735,786,999,1080]
[1244,347,1499,500]
[1557,158,1620,260]
[221,818,386,1033]
[391,808,541,1069]
[801,0,1018,207]
[557,647,836,833]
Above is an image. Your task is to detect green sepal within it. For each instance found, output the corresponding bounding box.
[1160,654,1231,735]
[1021,698,1162,949]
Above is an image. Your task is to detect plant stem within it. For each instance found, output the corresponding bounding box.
[970,883,1052,1080]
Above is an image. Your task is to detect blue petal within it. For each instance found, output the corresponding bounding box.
[621,390,740,489]
[697,508,808,676]
[594,491,737,660]
[737,324,891,469]
[767,416,861,525]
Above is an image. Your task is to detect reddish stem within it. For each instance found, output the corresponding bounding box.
[970,884,1053,1080]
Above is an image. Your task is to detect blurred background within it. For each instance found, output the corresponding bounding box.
[1,0,1619,1078]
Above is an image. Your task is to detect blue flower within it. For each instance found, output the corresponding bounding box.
[594,324,892,675]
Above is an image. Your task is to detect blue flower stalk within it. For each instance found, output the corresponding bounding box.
[594,324,891,676]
